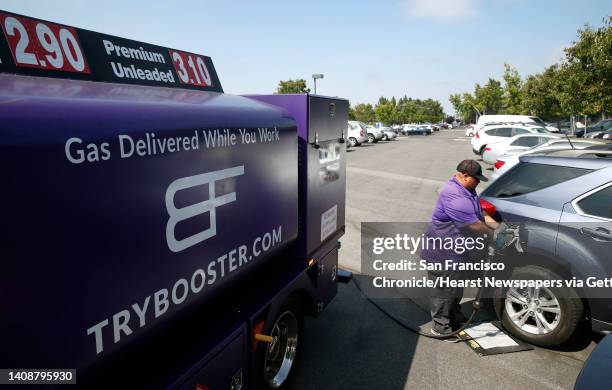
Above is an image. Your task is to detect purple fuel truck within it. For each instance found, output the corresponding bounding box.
[0,10,350,389]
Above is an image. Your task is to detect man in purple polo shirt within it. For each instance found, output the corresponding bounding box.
[421,159,498,337]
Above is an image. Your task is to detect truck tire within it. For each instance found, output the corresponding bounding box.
[500,265,583,347]
[260,297,304,389]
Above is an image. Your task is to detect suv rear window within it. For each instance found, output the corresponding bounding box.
[482,162,592,198]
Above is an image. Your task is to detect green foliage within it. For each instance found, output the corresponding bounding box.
[449,92,477,123]
[502,63,523,114]
[521,65,564,118]
[474,78,504,114]
[275,79,310,94]
[351,96,445,125]
[352,103,376,123]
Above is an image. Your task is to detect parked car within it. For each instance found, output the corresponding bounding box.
[482,133,560,164]
[473,115,560,134]
[471,124,550,155]
[365,125,384,143]
[403,124,431,136]
[574,334,612,390]
[347,122,368,147]
[481,154,612,346]
[465,124,476,136]
[491,140,609,180]
[379,127,397,141]
[576,119,612,138]
[595,130,612,140]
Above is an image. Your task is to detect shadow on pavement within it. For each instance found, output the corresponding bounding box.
[294,278,418,390]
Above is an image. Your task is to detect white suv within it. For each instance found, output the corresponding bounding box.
[471,124,551,155]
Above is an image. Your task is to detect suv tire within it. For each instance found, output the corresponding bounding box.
[500,265,583,346]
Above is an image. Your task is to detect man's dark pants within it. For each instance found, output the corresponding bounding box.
[428,267,466,334]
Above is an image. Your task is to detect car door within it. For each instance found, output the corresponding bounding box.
[557,181,612,323]
[558,182,612,272]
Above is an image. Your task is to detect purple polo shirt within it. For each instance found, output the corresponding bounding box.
[421,176,483,263]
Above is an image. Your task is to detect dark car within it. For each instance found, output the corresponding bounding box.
[576,119,612,138]
[574,334,612,390]
[403,126,431,136]
[480,154,612,346]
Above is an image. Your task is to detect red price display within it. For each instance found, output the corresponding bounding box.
[0,13,90,74]
[169,49,213,87]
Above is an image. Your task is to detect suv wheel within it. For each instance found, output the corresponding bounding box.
[349,137,358,147]
[367,133,375,143]
[500,266,583,346]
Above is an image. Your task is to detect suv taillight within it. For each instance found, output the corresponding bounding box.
[480,199,496,215]
[360,130,365,137]
[494,160,505,170]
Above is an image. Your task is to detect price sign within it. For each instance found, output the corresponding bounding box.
[169,49,213,88]
[0,10,222,91]
[0,12,90,74]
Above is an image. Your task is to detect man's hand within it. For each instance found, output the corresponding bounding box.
[484,214,500,230]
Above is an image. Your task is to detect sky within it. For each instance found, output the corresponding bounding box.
[1,0,609,113]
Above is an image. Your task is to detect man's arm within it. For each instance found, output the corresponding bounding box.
[467,220,495,236]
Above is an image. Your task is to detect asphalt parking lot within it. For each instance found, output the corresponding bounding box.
[293,129,600,390]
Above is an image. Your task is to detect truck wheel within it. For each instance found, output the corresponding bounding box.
[261,298,304,389]
[349,137,357,147]
[500,265,583,347]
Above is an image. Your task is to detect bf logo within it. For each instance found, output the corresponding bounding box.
[165,166,245,252]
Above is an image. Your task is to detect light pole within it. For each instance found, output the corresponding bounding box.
[312,74,324,94]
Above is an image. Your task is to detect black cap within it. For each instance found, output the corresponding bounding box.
[456,159,488,182]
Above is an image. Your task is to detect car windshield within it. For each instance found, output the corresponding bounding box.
[528,116,547,126]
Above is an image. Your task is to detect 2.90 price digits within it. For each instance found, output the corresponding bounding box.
[169,49,213,87]
[0,13,90,74]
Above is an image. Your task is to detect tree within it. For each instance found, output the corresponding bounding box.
[561,17,612,117]
[352,103,376,123]
[375,100,395,124]
[474,78,503,114]
[521,65,566,119]
[449,93,477,123]
[275,79,310,94]
[502,63,523,114]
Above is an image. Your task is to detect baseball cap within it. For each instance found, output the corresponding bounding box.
[456,159,488,182]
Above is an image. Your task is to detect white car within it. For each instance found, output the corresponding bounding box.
[473,114,560,134]
[471,124,551,155]
[482,133,560,164]
[491,140,606,180]
[347,122,368,147]
[365,125,384,143]
[379,127,397,141]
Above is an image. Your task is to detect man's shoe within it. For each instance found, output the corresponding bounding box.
[430,328,462,342]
